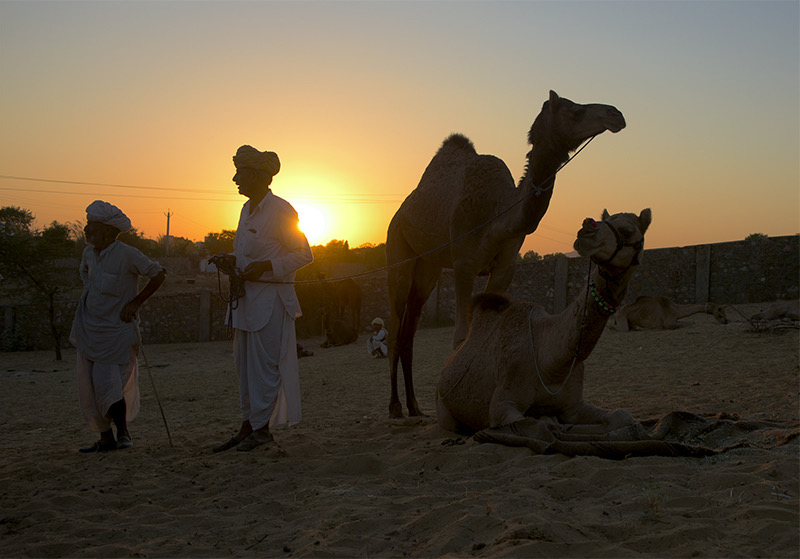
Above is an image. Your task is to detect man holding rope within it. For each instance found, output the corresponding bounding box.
[212,145,313,452]
[70,200,166,452]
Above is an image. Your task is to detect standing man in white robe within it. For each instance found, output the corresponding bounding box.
[70,200,166,452]
[213,145,313,452]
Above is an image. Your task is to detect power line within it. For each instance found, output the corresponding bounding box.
[0,174,221,194]
[0,186,236,202]
[0,175,407,203]
[0,186,404,204]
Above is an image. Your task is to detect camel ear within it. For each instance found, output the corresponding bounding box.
[549,90,561,112]
[638,208,652,234]
[602,209,610,221]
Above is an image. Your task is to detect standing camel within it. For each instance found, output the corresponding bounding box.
[436,209,651,435]
[613,296,728,331]
[386,91,626,418]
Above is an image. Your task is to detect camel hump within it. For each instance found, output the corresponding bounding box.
[440,133,476,154]
[471,293,512,315]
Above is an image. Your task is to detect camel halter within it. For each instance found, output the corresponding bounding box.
[216,268,245,339]
[583,217,644,268]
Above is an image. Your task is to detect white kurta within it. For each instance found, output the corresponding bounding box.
[230,190,313,429]
[69,241,163,431]
[367,328,388,357]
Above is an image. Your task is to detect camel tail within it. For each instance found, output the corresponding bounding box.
[439,133,476,154]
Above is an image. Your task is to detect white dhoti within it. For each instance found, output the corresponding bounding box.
[234,301,301,430]
[76,348,140,432]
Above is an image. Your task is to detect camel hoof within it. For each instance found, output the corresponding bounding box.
[389,402,404,418]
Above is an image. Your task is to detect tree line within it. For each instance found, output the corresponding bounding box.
[5,204,767,358]
[0,206,385,356]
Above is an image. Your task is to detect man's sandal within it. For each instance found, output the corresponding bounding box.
[79,440,117,453]
[236,433,274,452]
[212,436,245,453]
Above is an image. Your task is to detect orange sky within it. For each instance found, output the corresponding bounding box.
[1,1,798,256]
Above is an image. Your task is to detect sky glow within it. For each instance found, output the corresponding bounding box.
[1,1,797,256]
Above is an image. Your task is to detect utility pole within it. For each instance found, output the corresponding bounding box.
[165,210,171,257]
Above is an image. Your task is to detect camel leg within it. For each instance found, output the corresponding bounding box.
[386,220,418,418]
[396,260,442,416]
[559,402,636,434]
[484,253,516,296]
[436,385,474,435]
[488,387,528,428]
[388,268,412,418]
[386,219,440,417]
[452,267,478,349]
[452,256,515,349]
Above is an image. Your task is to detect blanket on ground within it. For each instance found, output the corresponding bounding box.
[472,411,799,459]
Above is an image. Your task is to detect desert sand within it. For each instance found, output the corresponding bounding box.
[1,303,797,558]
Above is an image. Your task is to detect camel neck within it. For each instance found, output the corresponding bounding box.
[509,145,570,237]
[560,264,634,363]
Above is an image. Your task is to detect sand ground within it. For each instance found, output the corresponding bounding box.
[1,303,797,558]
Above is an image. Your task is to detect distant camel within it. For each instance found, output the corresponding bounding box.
[386,90,626,418]
[751,300,800,322]
[437,209,650,435]
[613,296,728,331]
[322,277,362,333]
[320,308,358,348]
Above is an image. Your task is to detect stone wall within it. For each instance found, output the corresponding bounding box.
[2,235,797,351]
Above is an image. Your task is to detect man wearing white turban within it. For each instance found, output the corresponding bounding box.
[70,200,166,452]
[211,146,313,452]
[367,317,388,358]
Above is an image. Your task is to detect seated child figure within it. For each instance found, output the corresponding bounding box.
[367,317,388,358]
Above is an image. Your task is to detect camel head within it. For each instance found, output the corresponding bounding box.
[528,91,626,154]
[712,306,728,324]
[574,209,651,271]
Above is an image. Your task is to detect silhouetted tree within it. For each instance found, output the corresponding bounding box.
[204,229,236,256]
[352,242,386,272]
[521,250,542,261]
[118,228,159,257]
[157,234,200,257]
[0,206,81,358]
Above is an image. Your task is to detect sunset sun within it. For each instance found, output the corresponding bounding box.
[294,203,328,246]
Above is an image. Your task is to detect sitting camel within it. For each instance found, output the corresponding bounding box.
[437,208,650,435]
[751,300,800,322]
[387,91,626,418]
[613,296,728,331]
[320,308,358,348]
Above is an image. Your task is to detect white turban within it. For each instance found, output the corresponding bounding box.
[85,200,132,233]
[233,145,280,176]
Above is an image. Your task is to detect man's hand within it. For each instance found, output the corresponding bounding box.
[120,300,141,323]
[209,253,237,276]
[241,260,273,281]
[120,270,166,322]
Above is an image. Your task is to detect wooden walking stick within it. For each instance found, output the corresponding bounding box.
[135,322,174,447]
